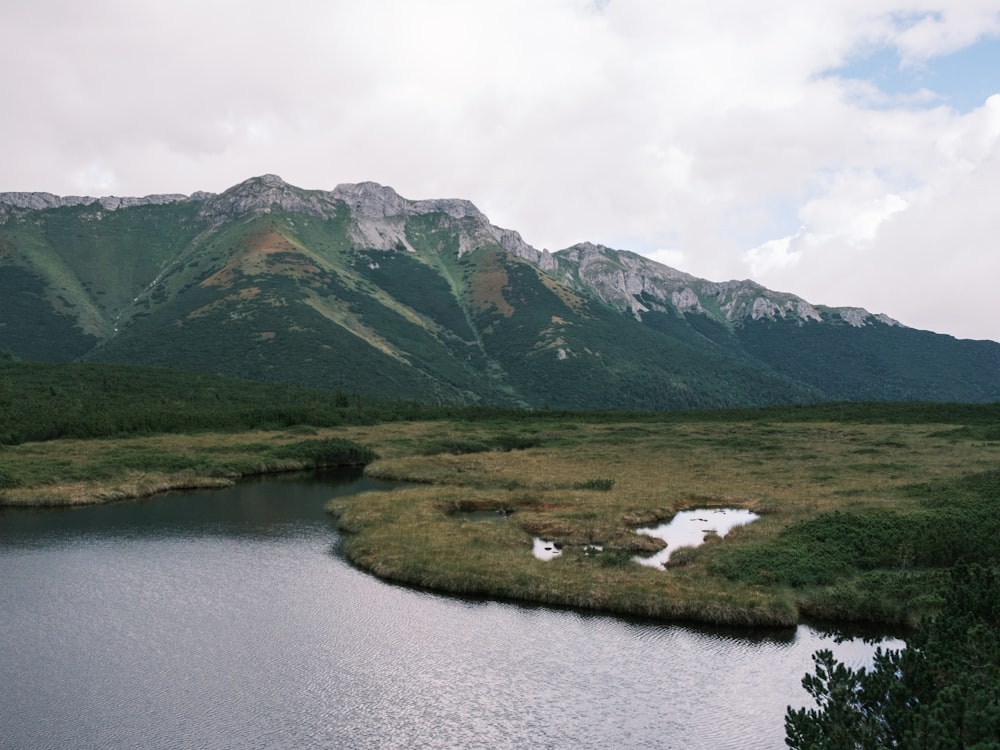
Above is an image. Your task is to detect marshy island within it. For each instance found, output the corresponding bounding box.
[3,362,997,629]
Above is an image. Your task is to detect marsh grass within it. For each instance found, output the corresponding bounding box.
[0,431,375,506]
[328,417,999,627]
[4,411,998,627]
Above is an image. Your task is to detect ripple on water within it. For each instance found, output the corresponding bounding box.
[0,476,901,750]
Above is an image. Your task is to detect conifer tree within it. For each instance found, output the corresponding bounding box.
[786,564,1000,749]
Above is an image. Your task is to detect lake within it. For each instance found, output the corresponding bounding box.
[0,470,901,749]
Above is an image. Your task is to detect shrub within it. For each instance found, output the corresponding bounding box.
[573,478,615,491]
[417,433,540,456]
[786,564,1000,749]
[271,438,376,467]
[711,510,906,587]
[0,465,20,489]
[417,439,491,455]
[599,549,634,567]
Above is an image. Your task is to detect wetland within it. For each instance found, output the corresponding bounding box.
[0,470,901,749]
[5,407,997,628]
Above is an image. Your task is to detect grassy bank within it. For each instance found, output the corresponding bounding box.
[0,432,373,506]
[326,415,1000,627]
[3,404,998,628]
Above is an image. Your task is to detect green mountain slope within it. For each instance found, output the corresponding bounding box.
[2,175,999,408]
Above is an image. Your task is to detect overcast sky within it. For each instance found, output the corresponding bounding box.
[3,1,1000,341]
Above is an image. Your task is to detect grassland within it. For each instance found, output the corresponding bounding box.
[3,398,998,629]
[323,415,1000,628]
[0,431,372,505]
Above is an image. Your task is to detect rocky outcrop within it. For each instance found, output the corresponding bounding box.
[198,174,336,224]
[0,191,190,222]
[554,242,698,317]
[330,180,546,265]
[197,175,549,265]
[1,175,898,332]
[836,307,901,328]
[698,279,823,324]
[551,242,897,330]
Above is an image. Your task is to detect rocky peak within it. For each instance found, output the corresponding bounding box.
[559,242,695,281]
[546,243,900,329]
[330,182,409,220]
[0,190,190,223]
[194,176,546,264]
[331,181,491,224]
[199,174,340,224]
[0,192,96,211]
[835,308,901,328]
[553,242,700,316]
[329,180,548,265]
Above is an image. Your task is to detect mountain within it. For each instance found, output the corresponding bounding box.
[2,174,999,409]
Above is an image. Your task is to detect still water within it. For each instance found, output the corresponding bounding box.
[0,471,900,749]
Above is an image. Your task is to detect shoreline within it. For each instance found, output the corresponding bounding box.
[5,418,995,631]
[0,473,239,508]
[0,463,368,508]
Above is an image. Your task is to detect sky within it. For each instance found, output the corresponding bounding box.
[2,1,1000,341]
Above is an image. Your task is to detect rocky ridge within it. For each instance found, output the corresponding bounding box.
[0,191,191,220]
[1,174,891,329]
[552,242,899,329]
[197,175,552,268]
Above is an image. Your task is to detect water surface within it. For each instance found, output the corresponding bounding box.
[636,508,759,567]
[0,471,900,749]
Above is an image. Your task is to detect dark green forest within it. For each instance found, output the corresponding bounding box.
[6,357,1000,446]
[2,355,999,743]
[786,564,1000,749]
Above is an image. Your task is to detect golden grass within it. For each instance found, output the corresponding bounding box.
[3,417,997,625]
[328,418,999,626]
[0,430,352,506]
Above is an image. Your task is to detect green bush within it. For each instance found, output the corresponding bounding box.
[417,433,540,456]
[711,510,906,587]
[0,464,20,489]
[713,469,1000,589]
[417,439,492,455]
[573,478,615,491]
[490,433,542,451]
[599,549,635,568]
[786,564,1000,749]
[271,438,376,467]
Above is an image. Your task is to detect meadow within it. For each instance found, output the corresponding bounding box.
[325,415,999,627]
[5,393,997,627]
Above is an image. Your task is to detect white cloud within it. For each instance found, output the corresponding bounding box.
[891,5,1000,62]
[746,235,802,277]
[2,0,1000,339]
[646,247,688,270]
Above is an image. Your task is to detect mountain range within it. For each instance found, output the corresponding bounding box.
[2,174,999,410]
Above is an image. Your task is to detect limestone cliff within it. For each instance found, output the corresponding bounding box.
[551,242,899,329]
[0,175,892,329]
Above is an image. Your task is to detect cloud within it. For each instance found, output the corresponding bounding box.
[890,5,1000,62]
[746,92,1000,336]
[2,0,1000,339]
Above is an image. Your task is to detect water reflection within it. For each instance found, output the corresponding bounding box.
[0,473,901,750]
[0,469,391,545]
[532,537,563,560]
[635,508,759,567]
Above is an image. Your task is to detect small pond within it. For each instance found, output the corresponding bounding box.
[532,537,563,560]
[0,476,900,749]
[635,508,759,567]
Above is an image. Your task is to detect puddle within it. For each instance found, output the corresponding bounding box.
[532,538,563,560]
[634,508,758,568]
[531,540,602,561]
